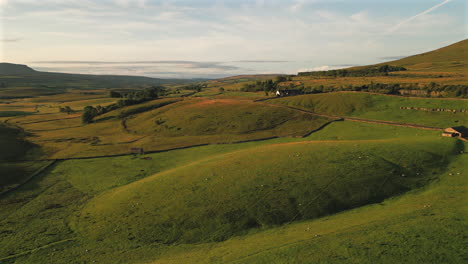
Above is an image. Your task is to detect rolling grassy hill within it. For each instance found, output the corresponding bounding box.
[0,122,463,263]
[126,99,329,137]
[149,141,467,264]
[76,137,456,246]
[3,98,331,159]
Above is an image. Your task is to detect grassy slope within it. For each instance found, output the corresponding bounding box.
[76,137,456,246]
[0,124,46,192]
[8,98,330,159]
[151,141,467,264]
[126,99,328,137]
[271,92,468,127]
[0,122,463,263]
[378,39,467,72]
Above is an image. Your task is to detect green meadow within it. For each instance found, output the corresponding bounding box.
[272,92,467,127]
[0,120,465,263]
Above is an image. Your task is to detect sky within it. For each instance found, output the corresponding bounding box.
[0,0,466,79]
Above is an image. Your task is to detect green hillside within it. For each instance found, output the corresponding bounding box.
[271,92,468,128]
[0,122,463,264]
[381,39,467,71]
[346,39,467,73]
[150,141,467,264]
[126,99,329,138]
[76,138,456,246]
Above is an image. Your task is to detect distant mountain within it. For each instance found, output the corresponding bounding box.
[0,63,37,75]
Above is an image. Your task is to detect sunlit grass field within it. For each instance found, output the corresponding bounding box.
[271,92,468,128]
[0,121,464,264]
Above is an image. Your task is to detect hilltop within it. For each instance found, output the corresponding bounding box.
[0,63,37,75]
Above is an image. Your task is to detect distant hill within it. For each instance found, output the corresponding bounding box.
[0,63,37,75]
[298,39,467,76]
[0,62,204,98]
[367,39,467,72]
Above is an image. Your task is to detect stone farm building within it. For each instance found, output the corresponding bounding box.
[276,89,303,97]
[441,127,467,138]
[131,147,145,154]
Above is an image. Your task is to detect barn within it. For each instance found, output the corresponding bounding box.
[276,89,303,97]
[441,127,467,138]
[131,147,145,154]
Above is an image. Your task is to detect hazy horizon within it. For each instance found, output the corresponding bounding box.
[1,0,466,78]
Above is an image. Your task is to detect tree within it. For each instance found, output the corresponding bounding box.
[219,87,225,93]
[276,76,287,83]
[82,106,96,124]
[109,91,121,98]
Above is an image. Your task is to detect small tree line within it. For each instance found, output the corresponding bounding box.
[298,65,407,77]
[240,76,293,93]
[296,82,467,98]
[82,86,166,124]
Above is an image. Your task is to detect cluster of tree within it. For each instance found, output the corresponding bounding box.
[109,86,166,100]
[180,83,208,92]
[58,106,74,114]
[298,65,407,77]
[82,86,165,124]
[240,76,293,92]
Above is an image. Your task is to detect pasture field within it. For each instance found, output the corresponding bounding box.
[4,97,331,159]
[271,92,468,128]
[150,142,467,264]
[0,121,464,263]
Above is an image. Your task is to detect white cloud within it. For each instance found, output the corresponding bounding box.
[312,65,331,71]
[114,0,147,8]
[350,11,369,23]
[297,66,329,72]
[290,0,306,13]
